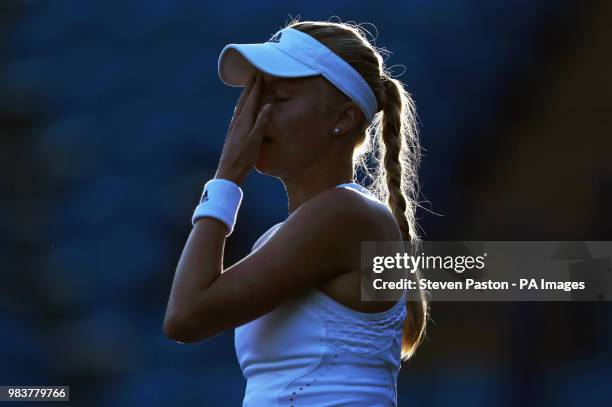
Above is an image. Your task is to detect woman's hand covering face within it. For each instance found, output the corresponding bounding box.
[215,74,272,184]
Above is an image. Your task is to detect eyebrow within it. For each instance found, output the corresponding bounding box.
[262,76,299,88]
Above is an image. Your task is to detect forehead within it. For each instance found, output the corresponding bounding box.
[256,71,335,111]
[259,72,319,89]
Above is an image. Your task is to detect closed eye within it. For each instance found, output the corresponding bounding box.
[274,97,290,102]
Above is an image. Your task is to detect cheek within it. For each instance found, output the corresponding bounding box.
[276,107,328,146]
[260,103,330,165]
[278,132,328,168]
[275,98,327,130]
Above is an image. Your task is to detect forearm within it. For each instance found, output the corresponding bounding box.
[165,218,226,322]
[164,72,260,340]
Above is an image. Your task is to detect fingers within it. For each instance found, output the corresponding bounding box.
[247,103,272,144]
[239,74,263,124]
[233,75,256,120]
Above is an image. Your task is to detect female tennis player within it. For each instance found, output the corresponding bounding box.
[164,19,428,406]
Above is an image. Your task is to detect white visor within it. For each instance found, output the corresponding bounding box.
[218,27,379,124]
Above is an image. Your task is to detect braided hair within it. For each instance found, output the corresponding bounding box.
[288,17,429,361]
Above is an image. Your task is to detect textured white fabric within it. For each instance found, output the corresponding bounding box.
[235,183,407,406]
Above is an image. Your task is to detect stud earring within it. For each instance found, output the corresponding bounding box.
[333,128,340,135]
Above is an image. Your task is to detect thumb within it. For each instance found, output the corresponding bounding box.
[248,104,272,141]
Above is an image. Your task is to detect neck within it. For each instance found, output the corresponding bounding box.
[281,163,354,216]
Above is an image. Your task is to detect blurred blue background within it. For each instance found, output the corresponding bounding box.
[1,0,611,406]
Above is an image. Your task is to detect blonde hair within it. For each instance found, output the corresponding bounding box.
[286,17,429,361]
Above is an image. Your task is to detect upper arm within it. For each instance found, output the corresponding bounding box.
[168,188,382,342]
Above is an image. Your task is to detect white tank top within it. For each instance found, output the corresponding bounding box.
[234,182,407,406]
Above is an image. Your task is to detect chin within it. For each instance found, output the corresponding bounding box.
[256,156,288,178]
[255,145,281,176]
[255,161,278,177]
[255,154,274,176]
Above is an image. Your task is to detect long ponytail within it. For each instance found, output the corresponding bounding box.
[378,76,428,361]
[289,18,429,361]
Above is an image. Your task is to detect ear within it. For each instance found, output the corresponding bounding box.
[333,101,363,136]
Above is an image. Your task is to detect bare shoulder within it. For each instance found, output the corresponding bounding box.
[162,184,403,342]
[299,186,403,312]
[292,186,401,242]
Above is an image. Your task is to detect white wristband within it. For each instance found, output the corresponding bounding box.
[192,178,243,236]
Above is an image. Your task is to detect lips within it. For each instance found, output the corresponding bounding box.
[262,135,274,143]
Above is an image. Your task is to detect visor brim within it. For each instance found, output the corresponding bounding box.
[218,43,320,86]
